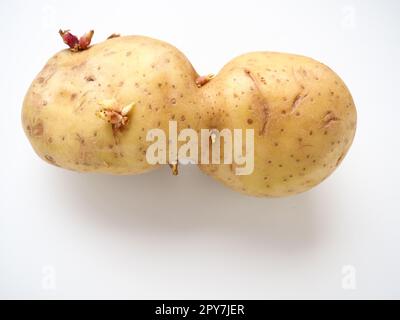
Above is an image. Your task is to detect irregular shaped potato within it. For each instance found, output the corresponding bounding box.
[22,35,356,197]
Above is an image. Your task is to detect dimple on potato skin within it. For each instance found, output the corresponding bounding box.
[22,35,356,197]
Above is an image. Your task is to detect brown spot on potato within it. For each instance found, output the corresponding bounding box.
[76,133,85,145]
[85,75,96,82]
[44,155,59,166]
[336,153,345,167]
[71,62,87,71]
[259,103,269,135]
[323,111,340,128]
[243,70,270,135]
[31,122,44,137]
[291,92,308,112]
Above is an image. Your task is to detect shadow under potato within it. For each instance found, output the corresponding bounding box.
[49,164,323,253]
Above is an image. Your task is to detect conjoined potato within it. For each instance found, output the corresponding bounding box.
[22,33,357,197]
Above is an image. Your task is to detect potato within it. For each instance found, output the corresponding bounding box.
[22,35,356,197]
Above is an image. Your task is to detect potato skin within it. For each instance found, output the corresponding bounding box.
[22,36,200,174]
[199,52,357,196]
[22,36,356,197]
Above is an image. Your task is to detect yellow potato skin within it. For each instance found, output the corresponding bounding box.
[22,36,201,174]
[200,52,356,196]
[22,36,356,197]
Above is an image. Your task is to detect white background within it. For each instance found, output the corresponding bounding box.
[0,0,399,299]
